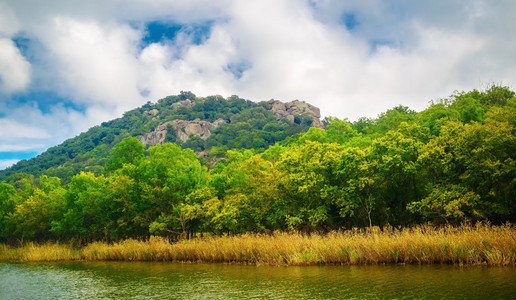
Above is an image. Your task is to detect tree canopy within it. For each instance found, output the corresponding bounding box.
[0,86,514,243]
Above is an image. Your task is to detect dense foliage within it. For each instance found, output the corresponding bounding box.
[0,86,514,243]
[0,92,310,183]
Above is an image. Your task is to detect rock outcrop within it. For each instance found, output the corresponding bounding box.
[137,124,167,147]
[171,118,227,142]
[265,99,325,128]
[138,98,325,148]
[138,118,227,146]
[143,109,159,116]
[171,99,196,110]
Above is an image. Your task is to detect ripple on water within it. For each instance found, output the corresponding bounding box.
[0,262,514,299]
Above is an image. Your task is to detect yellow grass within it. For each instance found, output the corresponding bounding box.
[1,224,515,265]
[0,242,81,262]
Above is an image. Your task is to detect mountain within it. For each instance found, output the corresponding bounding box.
[0,86,514,242]
[0,92,325,183]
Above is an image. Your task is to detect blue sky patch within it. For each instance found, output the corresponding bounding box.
[226,61,252,79]
[139,89,150,97]
[0,151,39,160]
[12,35,31,58]
[9,90,85,115]
[141,21,213,48]
[370,39,398,53]
[341,13,359,31]
[11,33,46,65]
[143,22,183,45]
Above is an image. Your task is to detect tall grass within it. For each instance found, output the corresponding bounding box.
[0,242,81,262]
[1,224,514,265]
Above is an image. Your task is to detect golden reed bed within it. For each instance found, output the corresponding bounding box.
[1,224,514,265]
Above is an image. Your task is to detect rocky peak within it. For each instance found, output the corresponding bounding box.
[143,109,159,117]
[138,118,227,147]
[171,118,227,142]
[143,109,159,120]
[138,97,325,148]
[265,99,324,128]
[171,99,196,110]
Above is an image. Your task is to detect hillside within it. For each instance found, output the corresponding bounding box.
[0,92,324,182]
[0,86,514,243]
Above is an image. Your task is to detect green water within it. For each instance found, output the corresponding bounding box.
[0,262,514,299]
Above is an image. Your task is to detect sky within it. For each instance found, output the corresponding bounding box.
[0,0,515,170]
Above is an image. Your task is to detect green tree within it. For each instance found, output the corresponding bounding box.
[108,171,149,239]
[370,122,429,225]
[0,182,17,240]
[333,147,377,228]
[104,137,145,173]
[408,184,482,224]
[178,187,217,237]
[278,142,356,230]
[456,117,516,221]
[8,176,65,241]
[52,172,110,241]
[140,143,207,237]
[417,103,460,135]
[416,105,516,223]
[373,105,417,135]
[479,85,515,106]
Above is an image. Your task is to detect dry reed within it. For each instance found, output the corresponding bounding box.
[0,242,81,262]
[1,224,514,265]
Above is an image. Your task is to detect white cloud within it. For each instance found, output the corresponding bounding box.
[0,38,31,93]
[137,25,240,101]
[0,159,20,170]
[0,0,515,162]
[0,100,96,157]
[0,144,44,152]
[41,17,143,111]
[214,0,516,119]
[0,119,49,139]
[0,2,20,36]
[219,0,369,116]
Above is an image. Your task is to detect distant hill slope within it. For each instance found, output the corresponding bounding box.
[0,92,325,183]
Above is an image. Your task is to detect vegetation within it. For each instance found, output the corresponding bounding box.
[0,92,310,183]
[0,86,514,249]
[1,224,514,266]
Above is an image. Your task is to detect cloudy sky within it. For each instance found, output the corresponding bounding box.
[0,0,515,170]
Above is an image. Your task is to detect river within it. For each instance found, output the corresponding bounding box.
[0,262,514,299]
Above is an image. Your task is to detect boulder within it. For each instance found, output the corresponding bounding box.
[265,99,324,128]
[170,118,227,142]
[138,118,227,146]
[143,109,159,116]
[171,99,195,110]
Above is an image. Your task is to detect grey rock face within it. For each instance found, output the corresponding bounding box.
[170,118,227,142]
[143,109,159,116]
[171,99,195,110]
[138,98,324,148]
[138,118,227,146]
[137,125,167,146]
[265,99,324,128]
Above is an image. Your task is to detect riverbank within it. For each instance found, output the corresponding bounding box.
[1,224,514,265]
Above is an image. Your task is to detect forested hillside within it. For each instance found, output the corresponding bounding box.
[0,91,319,183]
[0,86,514,243]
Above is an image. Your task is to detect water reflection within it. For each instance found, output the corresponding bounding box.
[0,261,514,299]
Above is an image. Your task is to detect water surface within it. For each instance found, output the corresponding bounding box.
[0,262,514,299]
